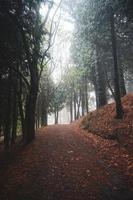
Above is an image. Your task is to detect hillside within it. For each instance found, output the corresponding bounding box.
[81,93,133,154]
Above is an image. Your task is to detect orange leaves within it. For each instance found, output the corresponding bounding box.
[81,93,133,154]
[1,122,133,200]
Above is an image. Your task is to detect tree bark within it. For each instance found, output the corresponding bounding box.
[119,63,126,97]
[41,105,48,127]
[81,86,85,116]
[85,77,89,113]
[70,90,73,123]
[36,97,40,129]
[4,68,12,148]
[24,84,38,143]
[91,67,99,108]
[18,19,39,143]
[18,78,25,139]
[110,6,123,119]
[11,88,18,144]
[95,48,107,107]
[24,63,38,143]
[76,98,80,119]
[55,110,58,124]
[73,90,77,120]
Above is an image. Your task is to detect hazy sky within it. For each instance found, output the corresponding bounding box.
[40,0,74,82]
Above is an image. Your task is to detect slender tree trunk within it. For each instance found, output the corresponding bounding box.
[110,6,123,119]
[57,111,58,124]
[73,91,77,120]
[92,67,99,108]
[55,110,58,124]
[18,78,25,139]
[41,105,48,126]
[35,114,37,130]
[93,80,99,109]
[11,70,18,144]
[55,112,57,124]
[119,63,126,97]
[95,48,107,107]
[0,126,1,138]
[11,89,18,144]
[37,108,40,128]
[81,87,85,116]
[77,103,80,119]
[70,90,73,123]
[76,92,80,119]
[117,42,126,97]
[36,96,40,129]
[44,110,48,126]
[85,77,89,113]
[4,68,12,148]
[18,95,25,138]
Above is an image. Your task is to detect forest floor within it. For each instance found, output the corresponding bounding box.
[0,122,133,200]
[81,93,133,156]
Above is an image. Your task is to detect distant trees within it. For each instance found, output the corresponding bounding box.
[50,84,67,124]
[71,0,109,109]
[36,78,67,126]
[63,66,89,122]
[70,0,133,119]
[36,69,54,128]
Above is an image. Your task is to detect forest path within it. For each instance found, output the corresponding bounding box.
[0,123,133,200]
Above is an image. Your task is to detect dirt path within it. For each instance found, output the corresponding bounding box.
[0,123,133,200]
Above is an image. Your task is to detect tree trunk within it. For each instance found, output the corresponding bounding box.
[11,89,18,144]
[70,90,73,123]
[24,65,38,143]
[37,108,40,128]
[24,88,38,143]
[85,77,89,113]
[55,112,57,124]
[18,78,25,139]
[57,111,59,124]
[41,105,48,127]
[11,70,18,144]
[36,97,40,128]
[119,63,126,97]
[73,91,77,120]
[81,87,85,116]
[19,21,39,143]
[55,110,58,124]
[91,67,99,109]
[4,68,12,148]
[93,80,98,109]
[110,6,123,119]
[76,98,80,119]
[95,48,107,107]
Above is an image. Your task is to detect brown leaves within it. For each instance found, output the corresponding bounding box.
[0,121,133,200]
[81,93,133,154]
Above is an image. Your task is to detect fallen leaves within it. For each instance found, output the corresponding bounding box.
[0,121,133,200]
[81,93,133,155]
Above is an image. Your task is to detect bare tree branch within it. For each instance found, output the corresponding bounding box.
[12,67,30,89]
[40,0,63,65]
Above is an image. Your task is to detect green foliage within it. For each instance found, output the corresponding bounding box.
[71,0,133,87]
[0,0,54,145]
[49,84,67,114]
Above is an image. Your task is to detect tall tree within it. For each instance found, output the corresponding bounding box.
[109,5,123,118]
